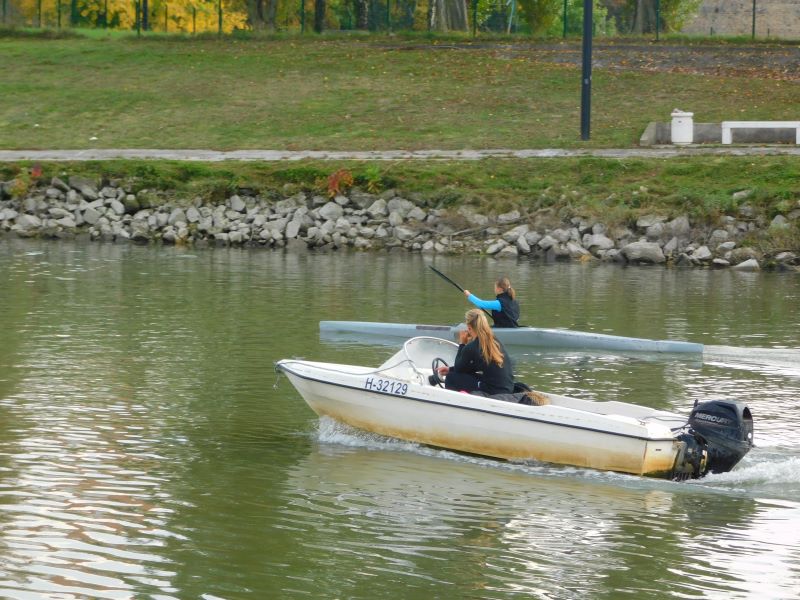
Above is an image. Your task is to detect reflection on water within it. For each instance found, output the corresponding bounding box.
[281,419,800,598]
[1,238,799,598]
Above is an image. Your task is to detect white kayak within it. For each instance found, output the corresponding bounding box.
[276,337,752,479]
[319,320,704,354]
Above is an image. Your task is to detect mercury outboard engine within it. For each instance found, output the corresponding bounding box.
[671,400,754,480]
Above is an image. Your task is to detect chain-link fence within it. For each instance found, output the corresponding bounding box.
[0,0,628,36]
[1,1,795,39]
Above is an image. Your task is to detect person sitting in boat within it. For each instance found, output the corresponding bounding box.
[463,276,520,328]
[436,309,515,396]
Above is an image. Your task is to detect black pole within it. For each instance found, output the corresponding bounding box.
[300,0,305,32]
[580,0,592,140]
[428,267,493,320]
[136,0,141,36]
[192,6,196,33]
[386,0,389,30]
[58,0,62,29]
[104,0,108,27]
[1,0,6,25]
[218,0,222,36]
[164,4,167,31]
[655,0,660,41]
[563,0,567,38]
[37,0,42,27]
[752,0,756,39]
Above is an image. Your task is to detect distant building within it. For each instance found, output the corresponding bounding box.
[682,0,800,39]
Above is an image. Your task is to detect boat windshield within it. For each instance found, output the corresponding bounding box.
[377,336,459,382]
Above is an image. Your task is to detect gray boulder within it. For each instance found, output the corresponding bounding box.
[393,226,417,242]
[319,201,344,221]
[584,233,614,252]
[621,241,665,264]
[82,206,101,225]
[732,258,760,271]
[691,245,713,262]
[366,199,389,218]
[16,214,42,230]
[229,195,246,213]
[497,210,520,225]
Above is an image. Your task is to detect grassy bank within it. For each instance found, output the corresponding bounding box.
[3,154,798,219]
[2,33,798,150]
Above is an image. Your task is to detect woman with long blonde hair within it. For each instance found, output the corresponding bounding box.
[436,309,515,395]
[463,275,520,328]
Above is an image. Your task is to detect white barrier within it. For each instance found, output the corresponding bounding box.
[721,121,800,144]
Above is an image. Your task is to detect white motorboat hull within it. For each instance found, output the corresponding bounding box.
[281,368,678,475]
[277,338,752,479]
[319,321,703,354]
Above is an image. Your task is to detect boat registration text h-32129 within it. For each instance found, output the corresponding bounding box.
[364,377,409,395]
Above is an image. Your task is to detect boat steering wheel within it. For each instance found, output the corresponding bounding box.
[431,358,449,388]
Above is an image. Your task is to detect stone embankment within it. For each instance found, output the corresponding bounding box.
[1,175,798,271]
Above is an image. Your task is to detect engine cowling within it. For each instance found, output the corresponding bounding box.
[671,400,754,480]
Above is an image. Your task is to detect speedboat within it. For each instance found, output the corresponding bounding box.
[319,320,703,354]
[276,337,752,480]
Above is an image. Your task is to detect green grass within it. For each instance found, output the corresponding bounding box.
[3,155,797,222]
[1,33,798,151]
[1,33,798,249]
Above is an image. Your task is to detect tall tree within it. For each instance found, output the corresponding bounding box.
[629,0,701,33]
[354,0,369,29]
[631,0,656,32]
[314,0,325,31]
[517,0,560,34]
[429,0,468,31]
[246,0,277,30]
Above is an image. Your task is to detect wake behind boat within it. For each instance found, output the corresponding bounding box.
[319,320,704,354]
[276,337,752,480]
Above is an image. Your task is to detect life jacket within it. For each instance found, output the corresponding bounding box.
[492,292,520,328]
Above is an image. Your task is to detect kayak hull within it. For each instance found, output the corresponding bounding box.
[319,320,703,354]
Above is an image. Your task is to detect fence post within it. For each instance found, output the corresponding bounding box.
[1,0,6,25]
[218,0,222,36]
[58,0,62,28]
[164,4,167,31]
[655,0,660,41]
[386,0,390,30]
[136,0,141,36]
[563,0,567,38]
[193,6,196,34]
[104,0,108,27]
[751,0,756,39]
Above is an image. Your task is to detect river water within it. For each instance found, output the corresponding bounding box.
[1,238,799,599]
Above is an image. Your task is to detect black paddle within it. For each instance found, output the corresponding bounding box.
[428,266,493,320]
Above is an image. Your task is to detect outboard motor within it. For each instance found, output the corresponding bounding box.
[671,400,753,480]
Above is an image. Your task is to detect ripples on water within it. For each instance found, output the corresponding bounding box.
[1,240,800,598]
[300,418,800,598]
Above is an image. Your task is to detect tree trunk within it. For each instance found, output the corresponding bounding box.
[141,0,149,30]
[314,0,326,32]
[247,0,266,30]
[632,0,657,33]
[429,0,468,31]
[265,0,277,31]
[354,0,369,29]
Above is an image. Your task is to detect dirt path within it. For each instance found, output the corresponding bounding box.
[2,147,799,162]
[381,40,800,81]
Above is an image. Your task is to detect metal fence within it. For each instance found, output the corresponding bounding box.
[0,0,623,36]
[2,0,794,39]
